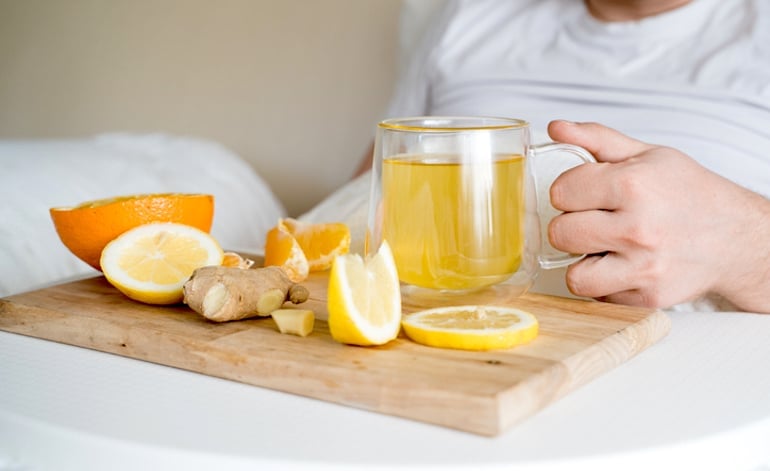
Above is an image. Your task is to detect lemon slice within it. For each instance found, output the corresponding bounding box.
[101,222,224,305]
[401,305,538,351]
[327,241,401,346]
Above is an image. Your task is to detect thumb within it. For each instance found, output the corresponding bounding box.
[547,120,654,163]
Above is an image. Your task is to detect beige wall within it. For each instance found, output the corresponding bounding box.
[0,0,401,216]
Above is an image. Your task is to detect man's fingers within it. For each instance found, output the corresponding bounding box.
[544,120,684,309]
[548,210,620,254]
[565,253,635,299]
[565,253,676,308]
[547,120,654,163]
[549,162,623,212]
[597,290,661,308]
[547,120,660,211]
[565,254,628,298]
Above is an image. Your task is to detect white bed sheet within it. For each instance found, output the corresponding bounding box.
[0,133,285,297]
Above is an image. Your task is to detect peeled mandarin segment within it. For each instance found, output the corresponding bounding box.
[50,193,214,270]
[281,218,351,271]
[221,252,255,269]
[263,222,309,282]
[400,306,538,351]
[100,222,223,305]
[327,241,401,346]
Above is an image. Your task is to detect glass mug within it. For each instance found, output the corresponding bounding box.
[366,116,595,304]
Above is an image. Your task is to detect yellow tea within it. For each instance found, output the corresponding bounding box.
[382,154,525,290]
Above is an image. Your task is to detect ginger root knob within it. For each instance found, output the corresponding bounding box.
[183,265,309,322]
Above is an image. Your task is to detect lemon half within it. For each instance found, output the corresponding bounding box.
[401,305,538,351]
[100,222,224,304]
[327,241,401,346]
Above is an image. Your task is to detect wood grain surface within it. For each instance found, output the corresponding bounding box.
[0,273,670,436]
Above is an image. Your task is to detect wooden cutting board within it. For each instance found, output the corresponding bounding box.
[0,272,670,436]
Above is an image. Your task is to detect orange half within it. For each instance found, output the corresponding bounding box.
[50,193,214,270]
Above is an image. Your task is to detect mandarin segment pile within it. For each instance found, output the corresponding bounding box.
[281,218,351,271]
[264,218,350,282]
[263,220,309,282]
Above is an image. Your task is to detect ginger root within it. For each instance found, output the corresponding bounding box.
[183,265,309,322]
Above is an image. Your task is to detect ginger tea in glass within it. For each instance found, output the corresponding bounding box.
[382,153,525,291]
[368,116,594,303]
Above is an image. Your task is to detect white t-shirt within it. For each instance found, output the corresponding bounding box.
[387,0,770,197]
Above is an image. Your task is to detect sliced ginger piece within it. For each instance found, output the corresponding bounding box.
[271,309,315,337]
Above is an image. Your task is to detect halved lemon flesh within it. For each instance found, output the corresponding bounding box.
[100,222,224,305]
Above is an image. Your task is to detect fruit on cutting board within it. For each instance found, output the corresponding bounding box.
[264,218,351,282]
[271,309,315,337]
[50,193,214,270]
[183,265,309,322]
[100,222,224,305]
[263,220,309,282]
[221,251,255,269]
[281,218,350,271]
[327,241,401,346]
[401,305,538,351]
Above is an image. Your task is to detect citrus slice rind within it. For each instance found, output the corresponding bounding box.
[100,222,224,305]
[401,305,538,351]
[327,241,401,346]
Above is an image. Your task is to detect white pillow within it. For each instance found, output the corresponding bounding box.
[0,133,285,297]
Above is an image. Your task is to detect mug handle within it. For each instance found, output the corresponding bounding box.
[529,142,596,270]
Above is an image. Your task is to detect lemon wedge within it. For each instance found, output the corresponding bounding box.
[401,305,538,351]
[327,241,401,346]
[101,222,224,305]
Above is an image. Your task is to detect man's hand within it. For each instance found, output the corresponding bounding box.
[547,120,770,312]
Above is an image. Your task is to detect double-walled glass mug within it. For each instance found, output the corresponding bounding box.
[366,116,596,305]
